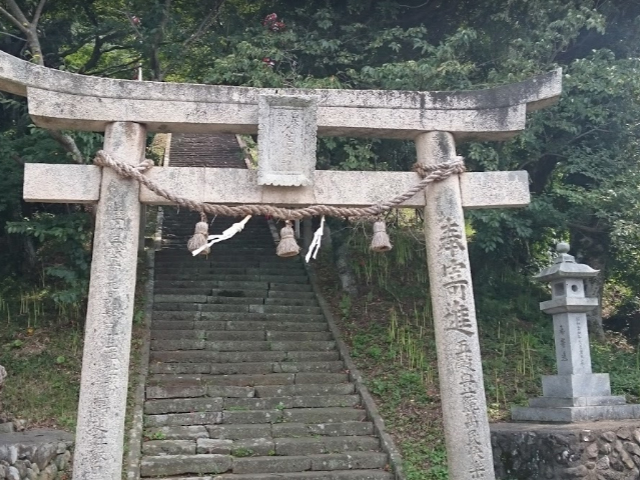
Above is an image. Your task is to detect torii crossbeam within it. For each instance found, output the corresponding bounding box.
[0,50,561,480]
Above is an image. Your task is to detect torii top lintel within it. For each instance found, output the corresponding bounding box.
[0,51,561,141]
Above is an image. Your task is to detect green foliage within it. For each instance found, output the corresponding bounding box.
[232,447,254,458]
[5,212,91,320]
[403,440,448,480]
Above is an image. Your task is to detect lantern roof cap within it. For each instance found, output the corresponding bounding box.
[534,243,599,282]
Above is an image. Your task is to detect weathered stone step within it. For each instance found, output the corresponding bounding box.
[264,297,318,307]
[211,469,393,479]
[156,280,269,290]
[146,382,355,400]
[255,384,355,398]
[140,454,231,477]
[155,262,297,269]
[154,283,313,294]
[159,245,276,254]
[224,394,360,410]
[250,305,323,315]
[154,295,319,307]
[150,339,337,352]
[155,274,309,284]
[144,421,375,442]
[275,436,380,456]
[162,320,303,333]
[150,351,339,365]
[153,312,326,322]
[145,411,222,427]
[153,304,325,314]
[156,260,304,269]
[154,288,316,300]
[231,452,386,474]
[148,372,349,387]
[151,330,269,341]
[225,321,328,332]
[144,435,379,459]
[145,397,223,415]
[153,303,246,312]
[266,332,332,341]
[140,452,387,477]
[270,283,314,292]
[155,266,306,275]
[144,406,365,428]
[154,287,213,295]
[221,407,366,425]
[206,421,374,440]
[267,291,316,299]
[269,421,374,438]
[147,470,392,480]
[152,330,333,342]
[149,361,344,375]
[155,283,267,294]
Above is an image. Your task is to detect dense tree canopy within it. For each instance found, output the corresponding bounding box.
[1,0,640,333]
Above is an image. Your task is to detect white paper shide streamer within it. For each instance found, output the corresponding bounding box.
[191,215,252,256]
[305,215,325,263]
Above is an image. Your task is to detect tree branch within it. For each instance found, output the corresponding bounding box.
[80,44,136,74]
[0,6,29,34]
[568,222,606,235]
[78,35,105,74]
[32,0,47,27]
[0,30,26,41]
[2,0,86,164]
[89,58,141,77]
[4,0,29,25]
[183,0,225,48]
[149,0,172,81]
[567,128,610,145]
[48,131,84,164]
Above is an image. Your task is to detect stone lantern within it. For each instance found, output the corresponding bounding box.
[511,243,640,422]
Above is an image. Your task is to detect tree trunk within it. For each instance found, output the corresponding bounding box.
[573,235,607,342]
[326,223,358,296]
[584,259,606,342]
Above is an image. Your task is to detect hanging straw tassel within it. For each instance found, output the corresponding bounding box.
[370,220,393,252]
[191,215,252,257]
[277,220,300,258]
[187,212,210,256]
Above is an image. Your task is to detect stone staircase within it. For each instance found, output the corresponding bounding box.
[139,211,395,479]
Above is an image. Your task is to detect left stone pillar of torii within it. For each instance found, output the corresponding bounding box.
[74,122,147,480]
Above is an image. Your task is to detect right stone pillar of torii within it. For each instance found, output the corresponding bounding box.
[512,243,640,422]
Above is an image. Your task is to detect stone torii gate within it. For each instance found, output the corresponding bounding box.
[0,50,561,480]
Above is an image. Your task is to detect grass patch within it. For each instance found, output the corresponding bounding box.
[0,322,83,431]
[0,249,151,434]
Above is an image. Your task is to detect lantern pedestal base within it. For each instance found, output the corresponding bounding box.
[542,373,611,398]
[511,403,640,423]
[512,373,640,422]
[528,395,627,408]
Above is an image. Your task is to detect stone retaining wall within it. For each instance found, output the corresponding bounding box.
[0,430,73,480]
[491,420,640,479]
